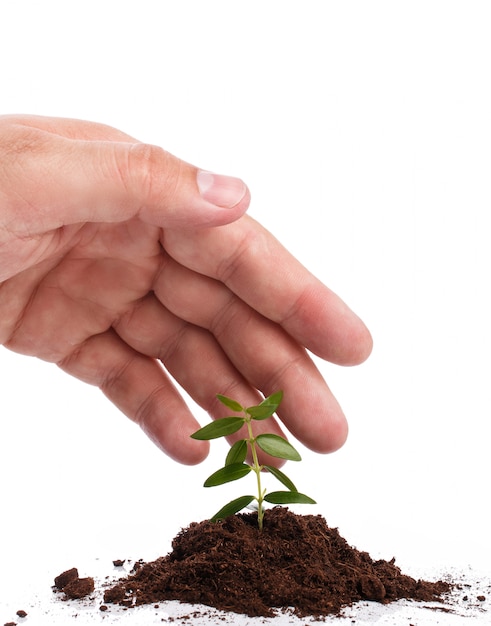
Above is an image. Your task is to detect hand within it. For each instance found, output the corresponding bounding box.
[0,115,372,464]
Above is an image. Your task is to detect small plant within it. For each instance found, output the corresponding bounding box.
[191,391,316,530]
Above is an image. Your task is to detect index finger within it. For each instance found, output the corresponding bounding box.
[162,216,373,366]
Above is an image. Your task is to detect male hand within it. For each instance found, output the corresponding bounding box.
[0,115,372,464]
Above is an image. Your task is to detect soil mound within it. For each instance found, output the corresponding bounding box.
[103,508,451,618]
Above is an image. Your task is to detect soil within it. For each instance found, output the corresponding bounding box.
[53,567,95,600]
[102,507,452,618]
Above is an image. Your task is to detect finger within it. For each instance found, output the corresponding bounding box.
[162,216,373,366]
[2,118,250,237]
[152,261,348,453]
[113,294,290,465]
[57,329,209,465]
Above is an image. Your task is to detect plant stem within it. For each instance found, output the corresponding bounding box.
[245,413,265,531]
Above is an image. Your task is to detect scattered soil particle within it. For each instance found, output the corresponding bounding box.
[15,611,26,618]
[103,508,452,618]
[112,559,125,567]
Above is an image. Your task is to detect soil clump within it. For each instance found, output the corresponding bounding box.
[103,508,451,618]
[53,567,94,600]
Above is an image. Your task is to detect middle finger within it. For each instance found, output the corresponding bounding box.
[152,257,348,453]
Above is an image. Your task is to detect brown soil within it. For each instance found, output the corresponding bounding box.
[103,508,451,618]
[54,567,79,589]
[53,567,95,600]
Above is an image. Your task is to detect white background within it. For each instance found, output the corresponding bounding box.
[1,1,490,623]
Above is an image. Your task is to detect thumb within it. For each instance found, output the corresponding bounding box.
[3,129,250,234]
[104,141,251,229]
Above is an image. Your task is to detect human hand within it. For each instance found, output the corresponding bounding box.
[0,115,372,464]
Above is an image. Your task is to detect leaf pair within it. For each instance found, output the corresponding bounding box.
[216,391,283,418]
[209,491,316,524]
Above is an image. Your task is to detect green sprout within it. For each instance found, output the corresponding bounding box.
[191,391,316,531]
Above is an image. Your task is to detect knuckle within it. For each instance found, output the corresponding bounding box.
[122,142,182,208]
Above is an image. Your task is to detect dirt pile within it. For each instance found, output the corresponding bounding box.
[103,508,451,618]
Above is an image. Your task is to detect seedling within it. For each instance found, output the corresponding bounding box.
[191,391,316,530]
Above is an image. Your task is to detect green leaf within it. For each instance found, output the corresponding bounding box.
[264,491,316,505]
[225,439,248,466]
[247,391,283,420]
[210,495,256,522]
[204,463,252,487]
[190,417,245,440]
[263,390,283,406]
[264,465,297,492]
[247,404,277,420]
[255,434,301,461]
[216,394,244,412]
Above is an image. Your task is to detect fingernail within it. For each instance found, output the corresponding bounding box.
[197,170,247,208]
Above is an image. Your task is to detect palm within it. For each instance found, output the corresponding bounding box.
[13,219,163,361]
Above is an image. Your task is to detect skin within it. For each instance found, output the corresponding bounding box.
[0,114,373,465]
